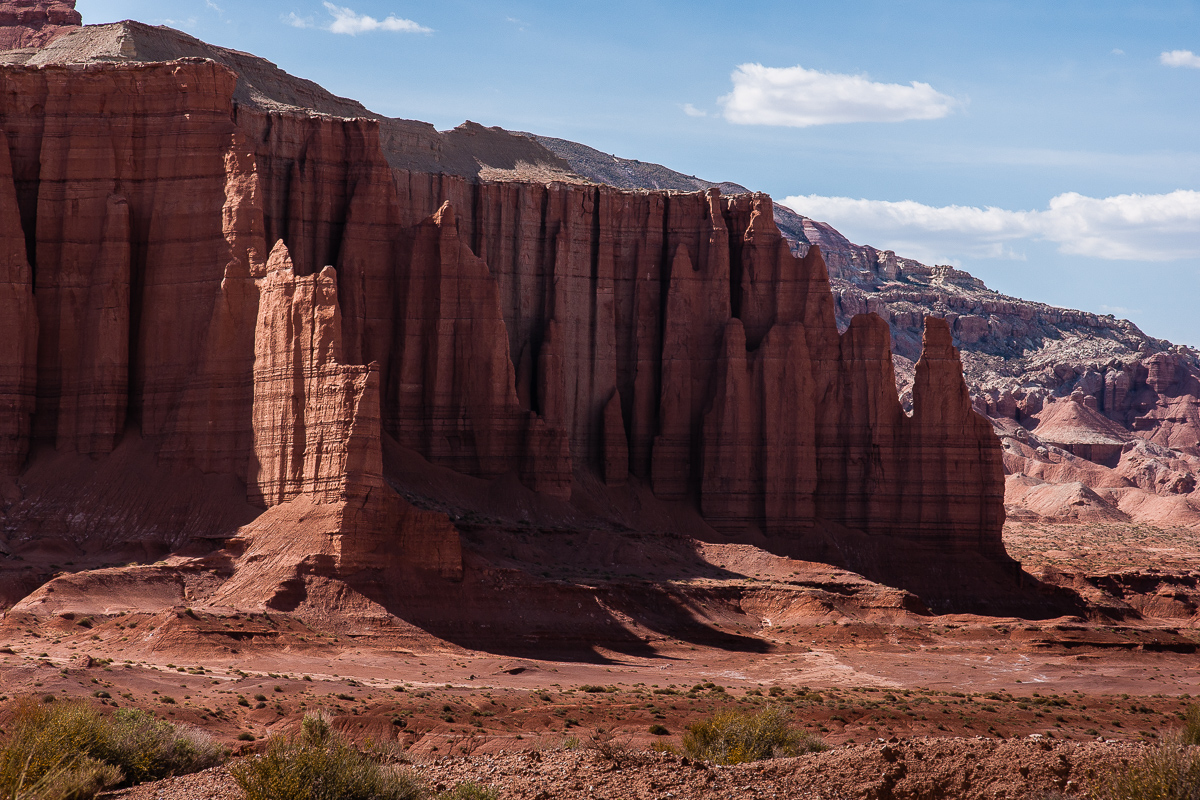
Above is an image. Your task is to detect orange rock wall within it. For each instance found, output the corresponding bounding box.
[0,60,1007,565]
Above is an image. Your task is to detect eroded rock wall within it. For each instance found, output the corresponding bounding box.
[0,58,1009,580]
[0,134,35,475]
[0,0,80,50]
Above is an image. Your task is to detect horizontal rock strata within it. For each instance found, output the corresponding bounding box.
[0,0,79,50]
[0,57,1010,595]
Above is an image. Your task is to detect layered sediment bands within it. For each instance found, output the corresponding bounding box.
[0,58,1008,587]
[240,241,462,580]
[249,241,381,507]
[0,60,462,581]
[0,61,241,463]
[0,0,80,50]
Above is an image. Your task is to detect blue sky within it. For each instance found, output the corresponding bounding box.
[77,0,1200,346]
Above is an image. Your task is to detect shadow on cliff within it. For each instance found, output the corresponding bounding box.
[365,442,1089,655]
[364,441,771,660]
[743,520,1092,620]
[346,562,771,663]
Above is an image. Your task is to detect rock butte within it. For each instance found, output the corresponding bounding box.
[11,0,1185,632]
[524,124,1200,532]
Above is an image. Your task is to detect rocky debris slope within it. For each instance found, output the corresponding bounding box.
[0,22,1017,622]
[527,117,1200,530]
[113,739,1139,800]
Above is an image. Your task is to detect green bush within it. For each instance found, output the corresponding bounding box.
[231,714,423,800]
[1093,737,1200,800]
[681,706,828,765]
[0,700,222,800]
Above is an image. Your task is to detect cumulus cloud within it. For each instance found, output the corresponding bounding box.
[681,103,707,117]
[1161,49,1200,68]
[286,3,431,34]
[719,63,957,127]
[780,190,1200,264]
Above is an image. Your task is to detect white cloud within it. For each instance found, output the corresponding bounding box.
[1161,49,1200,68]
[681,103,707,117]
[285,3,431,34]
[286,12,315,28]
[1111,48,1124,56]
[323,2,430,34]
[719,63,957,127]
[205,0,224,13]
[780,190,1200,264]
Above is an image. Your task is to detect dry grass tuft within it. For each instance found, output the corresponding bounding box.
[1182,705,1200,747]
[0,699,222,800]
[231,713,423,800]
[438,782,498,800]
[682,705,828,765]
[1093,736,1200,800]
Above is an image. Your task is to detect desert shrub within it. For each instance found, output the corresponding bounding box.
[0,700,114,800]
[586,731,640,766]
[1093,737,1200,800]
[93,708,224,784]
[0,700,220,800]
[682,705,828,765]
[1182,705,1200,747]
[648,724,670,736]
[439,782,497,800]
[231,713,423,800]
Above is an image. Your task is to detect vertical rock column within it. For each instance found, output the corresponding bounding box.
[900,317,1007,554]
[390,201,571,497]
[248,240,382,507]
[0,138,35,475]
[247,239,462,578]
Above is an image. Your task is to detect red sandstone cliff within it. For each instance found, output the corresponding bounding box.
[524,126,1200,531]
[0,0,79,50]
[0,56,1010,609]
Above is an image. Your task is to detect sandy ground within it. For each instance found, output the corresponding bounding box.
[0,519,1197,798]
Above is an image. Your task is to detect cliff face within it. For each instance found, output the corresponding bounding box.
[0,0,79,50]
[0,57,1009,604]
[531,117,1200,532]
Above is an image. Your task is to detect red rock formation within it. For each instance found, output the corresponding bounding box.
[0,57,1011,601]
[0,135,35,476]
[249,241,381,507]
[0,0,80,50]
[903,318,1007,556]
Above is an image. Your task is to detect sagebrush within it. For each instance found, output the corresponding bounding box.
[682,705,827,765]
[0,699,223,800]
[1092,736,1200,800]
[439,783,498,800]
[231,713,423,800]
[1182,704,1200,747]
